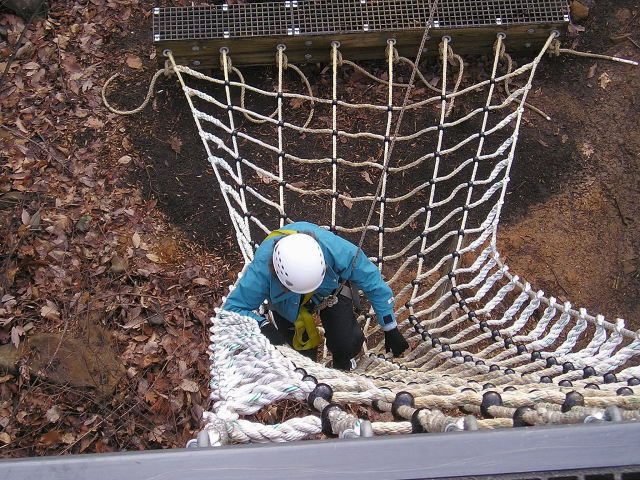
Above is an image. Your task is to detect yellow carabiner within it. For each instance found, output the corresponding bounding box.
[293,306,321,351]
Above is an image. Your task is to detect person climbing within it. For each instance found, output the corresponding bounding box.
[222,221,409,370]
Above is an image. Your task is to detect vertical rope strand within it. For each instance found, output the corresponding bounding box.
[377,39,396,269]
[447,33,507,312]
[221,48,249,237]
[276,45,287,228]
[330,41,340,230]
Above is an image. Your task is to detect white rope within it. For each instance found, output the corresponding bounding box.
[132,35,640,443]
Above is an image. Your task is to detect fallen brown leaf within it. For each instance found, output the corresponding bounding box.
[179,378,199,392]
[0,432,12,445]
[342,192,353,210]
[39,429,62,446]
[41,300,61,321]
[598,72,611,90]
[125,54,143,70]
[169,135,182,154]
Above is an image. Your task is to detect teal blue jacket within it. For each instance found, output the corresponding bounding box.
[222,222,397,330]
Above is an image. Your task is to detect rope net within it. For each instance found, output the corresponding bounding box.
[162,32,640,445]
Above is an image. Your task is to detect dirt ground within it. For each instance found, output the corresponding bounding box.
[0,0,638,457]
[497,3,640,324]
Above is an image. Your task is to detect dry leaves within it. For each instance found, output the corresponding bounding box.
[360,171,374,184]
[257,170,275,184]
[598,72,612,90]
[179,379,199,392]
[40,301,60,321]
[169,135,182,154]
[125,54,143,70]
[342,192,353,209]
[45,405,61,423]
[0,1,220,456]
[0,432,13,445]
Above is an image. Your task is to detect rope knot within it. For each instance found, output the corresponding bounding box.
[438,41,454,62]
[493,38,506,58]
[162,60,174,77]
[548,39,561,57]
[276,48,290,69]
[220,52,233,71]
[385,44,400,64]
[332,49,344,67]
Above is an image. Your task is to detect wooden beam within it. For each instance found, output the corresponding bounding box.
[153,1,569,69]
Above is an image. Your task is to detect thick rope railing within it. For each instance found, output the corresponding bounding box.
[204,309,639,445]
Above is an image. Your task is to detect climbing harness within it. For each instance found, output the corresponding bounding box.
[293,300,321,351]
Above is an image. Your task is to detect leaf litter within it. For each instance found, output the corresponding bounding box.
[0,0,230,456]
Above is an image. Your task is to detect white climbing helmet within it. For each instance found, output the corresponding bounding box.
[272,233,326,294]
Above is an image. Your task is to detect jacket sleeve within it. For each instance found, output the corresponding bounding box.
[320,230,397,331]
[221,246,272,326]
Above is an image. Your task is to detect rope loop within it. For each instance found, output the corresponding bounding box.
[438,40,452,61]
[385,38,400,64]
[102,67,170,115]
[314,295,339,312]
[163,60,173,77]
[389,45,401,64]
[438,38,457,67]
[277,43,287,68]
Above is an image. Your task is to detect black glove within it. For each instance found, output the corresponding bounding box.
[261,322,286,346]
[384,327,409,357]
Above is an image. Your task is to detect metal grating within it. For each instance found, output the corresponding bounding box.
[153,0,570,41]
[437,0,571,28]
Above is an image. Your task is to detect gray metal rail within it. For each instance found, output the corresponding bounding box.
[2,421,640,480]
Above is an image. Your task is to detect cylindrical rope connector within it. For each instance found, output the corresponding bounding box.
[308,383,333,411]
[308,383,367,438]
[480,391,503,418]
[391,391,415,420]
[561,391,584,413]
[372,399,392,413]
[320,403,343,437]
[513,406,536,427]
